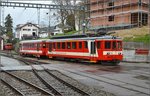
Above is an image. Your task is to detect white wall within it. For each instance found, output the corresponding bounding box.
[1,39,3,50]
[17,24,39,40]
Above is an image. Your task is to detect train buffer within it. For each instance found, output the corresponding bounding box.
[135,49,149,55]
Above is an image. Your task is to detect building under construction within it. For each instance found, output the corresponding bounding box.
[88,0,149,31]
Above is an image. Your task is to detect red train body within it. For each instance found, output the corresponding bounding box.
[19,35,123,65]
[4,43,13,50]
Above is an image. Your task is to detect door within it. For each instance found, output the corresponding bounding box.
[90,41,96,62]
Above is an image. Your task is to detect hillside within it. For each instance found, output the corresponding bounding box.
[111,26,150,43]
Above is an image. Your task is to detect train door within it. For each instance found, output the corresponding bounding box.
[42,42,46,55]
[37,43,40,51]
[90,41,96,62]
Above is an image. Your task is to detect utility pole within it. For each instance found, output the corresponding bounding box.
[48,9,51,38]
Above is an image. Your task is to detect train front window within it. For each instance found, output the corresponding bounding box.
[112,41,117,49]
[97,41,101,49]
[117,41,122,49]
[105,41,111,49]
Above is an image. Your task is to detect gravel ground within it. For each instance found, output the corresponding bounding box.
[0,70,116,96]
[49,70,115,96]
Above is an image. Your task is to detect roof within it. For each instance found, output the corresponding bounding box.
[16,22,39,30]
[20,39,48,43]
[47,35,122,42]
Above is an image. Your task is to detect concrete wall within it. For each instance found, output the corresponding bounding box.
[123,42,150,49]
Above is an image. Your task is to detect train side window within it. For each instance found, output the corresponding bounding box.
[112,41,116,49]
[37,43,40,51]
[84,41,88,49]
[57,42,60,49]
[72,42,76,49]
[62,42,65,49]
[97,41,101,49]
[105,41,111,49]
[49,43,52,51]
[53,42,56,49]
[79,42,82,49]
[43,43,46,48]
[67,42,71,49]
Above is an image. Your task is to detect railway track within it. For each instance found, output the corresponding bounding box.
[1,50,149,96]
[51,66,150,96]
[23,59,90,96]
[1,70,54,96]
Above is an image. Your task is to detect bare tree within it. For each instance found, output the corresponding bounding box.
[52,0,77,33]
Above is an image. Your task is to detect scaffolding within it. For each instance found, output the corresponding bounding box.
[88,0,149,31]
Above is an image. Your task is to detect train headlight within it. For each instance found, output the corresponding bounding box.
[118,52,122,55]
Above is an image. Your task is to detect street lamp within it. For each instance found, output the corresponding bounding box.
[82,22,86,34]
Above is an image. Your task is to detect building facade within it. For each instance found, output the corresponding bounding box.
[15,22,39,40]
[0,37,4,50]
[89,0,149,30]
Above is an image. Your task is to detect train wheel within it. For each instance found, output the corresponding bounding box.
[101,61,119,66]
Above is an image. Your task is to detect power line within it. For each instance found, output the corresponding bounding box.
[0,1,84,10]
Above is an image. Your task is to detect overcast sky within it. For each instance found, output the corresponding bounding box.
[2,0,58,30]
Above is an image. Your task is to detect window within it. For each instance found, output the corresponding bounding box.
[28,29,31,31]
[108,2,114,6]
[112,41,117,49]
[108,15,114,21]
[79,42,82,49]
[57,42,60,49]
[23,29,27,31]
[49,43,52,51]
[105,41,111,49]
[37,43,40,51]
[33,29,37,31]
[43,43,46,48]
[67,42,71,49]
[62,42,65,49]
[117,41,122,49]
[72,42,76,49]
[53,42,56,49]
[84,41,88,48]
[97,41,101,49]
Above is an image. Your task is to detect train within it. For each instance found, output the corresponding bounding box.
[19,35,123,65]
[4,43,13,50]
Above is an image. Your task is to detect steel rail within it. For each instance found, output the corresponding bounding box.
[18,59,62,96]
[31,66,62,96]
[2,70,54,96]
[44,69,90,96]
[1,79,25,96]
[65,69,150,96]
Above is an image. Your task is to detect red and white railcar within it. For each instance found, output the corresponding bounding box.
[4,43,13,50]
[19,35,123,65]
[46,35,123,65]
[19,40,47,57]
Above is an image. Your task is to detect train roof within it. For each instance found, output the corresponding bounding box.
[46,35,122,42]
[19,35,122,44]
[19,39,48,43]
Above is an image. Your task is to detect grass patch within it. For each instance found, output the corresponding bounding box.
[123,34,150,44]
[54,30,78,36]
